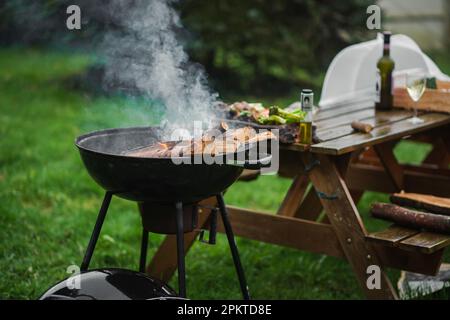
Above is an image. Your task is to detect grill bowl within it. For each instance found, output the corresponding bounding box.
[76,126,254,203]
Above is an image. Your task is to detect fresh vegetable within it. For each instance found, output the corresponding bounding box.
[239,110,251,117]
[258,115,287,125]
[228,102,305,126]
[269,106,305,123]
[290,108,303,115]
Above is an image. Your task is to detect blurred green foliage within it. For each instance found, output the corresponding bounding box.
[180,0,372,95]
[1,0,373,97]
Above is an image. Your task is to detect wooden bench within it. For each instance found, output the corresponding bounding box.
[367,225,450,255]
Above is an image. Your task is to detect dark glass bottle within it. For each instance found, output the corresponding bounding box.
[375,31,395,110]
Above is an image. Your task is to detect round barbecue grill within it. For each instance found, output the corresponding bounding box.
[39,268,180,300]
[71,126,272,299]
[75,126,270,203]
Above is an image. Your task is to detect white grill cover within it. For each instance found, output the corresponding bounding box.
[319,34,450,108]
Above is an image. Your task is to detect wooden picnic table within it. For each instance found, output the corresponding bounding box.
[147,99,450,299]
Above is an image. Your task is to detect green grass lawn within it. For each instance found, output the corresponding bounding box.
[0,48,448,299]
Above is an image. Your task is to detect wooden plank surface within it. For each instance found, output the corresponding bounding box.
[316,110,415,142]
[279,97,450,154]
[366,225,420,246]
[399,232,450,254]
[221,206,344,257]
[313,100,373,121]
[311,112,450,155]
[315,108,375,130]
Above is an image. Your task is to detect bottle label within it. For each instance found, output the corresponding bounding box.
[375,69,381,103]
[301,91,313,112]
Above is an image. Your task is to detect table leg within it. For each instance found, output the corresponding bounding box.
[303,153,398,299]
[277,174,309,217]
[374,141,404,191]
[293,187,323,221]
[423,138,448,168]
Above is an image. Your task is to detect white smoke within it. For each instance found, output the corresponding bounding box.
[101,0,219,138]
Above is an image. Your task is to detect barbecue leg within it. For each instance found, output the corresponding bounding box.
[139,229,149,273]
[80,191,113,271]
[175,202,187,298]
[216,194,251,300]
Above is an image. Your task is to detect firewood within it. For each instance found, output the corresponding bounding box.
[370,202,450,234]
[390,192,450,216]
[351,121,373,133]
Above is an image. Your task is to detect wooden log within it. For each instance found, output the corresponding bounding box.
[371,203,450,234]
[351,121,373,133]
[390,192,450,216]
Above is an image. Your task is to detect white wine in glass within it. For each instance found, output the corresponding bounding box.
[406,70,426,124]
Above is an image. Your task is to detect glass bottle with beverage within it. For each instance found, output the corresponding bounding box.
[299,89,313,145]
[375,31,395,110]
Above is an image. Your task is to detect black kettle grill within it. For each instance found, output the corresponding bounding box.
[40,126,272,300]
[40,268,180,300]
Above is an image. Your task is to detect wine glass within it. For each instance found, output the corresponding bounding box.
[406,69,427,124]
